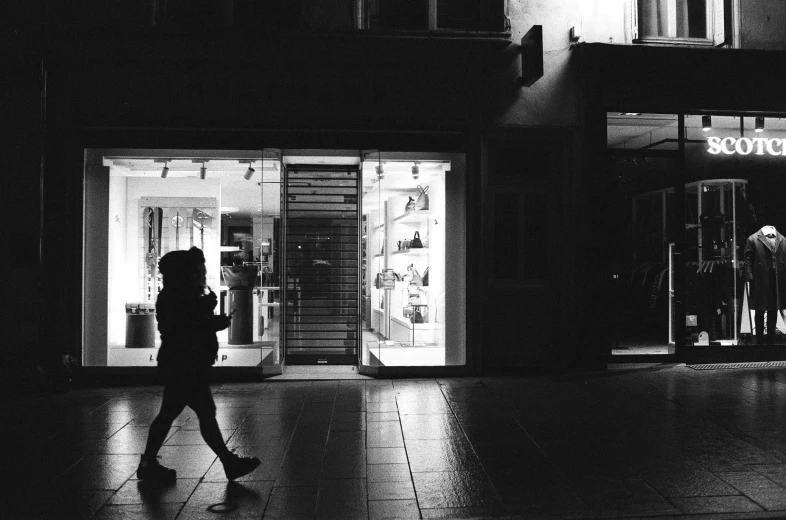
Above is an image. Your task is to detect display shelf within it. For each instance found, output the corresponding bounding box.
[393,210,430,223]
[374,223,385,230]
[392,248,428,255]
[390,316,440,329]
[373,254,384,258]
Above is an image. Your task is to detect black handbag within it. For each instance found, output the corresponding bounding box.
[411,231,423,248]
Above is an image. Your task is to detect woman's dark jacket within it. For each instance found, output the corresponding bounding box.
[156,287,221,371]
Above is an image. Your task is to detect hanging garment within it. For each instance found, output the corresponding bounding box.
[744,228,786,311]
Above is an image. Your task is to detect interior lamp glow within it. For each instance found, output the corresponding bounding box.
[756,117,765,132]
[702,115,712,131]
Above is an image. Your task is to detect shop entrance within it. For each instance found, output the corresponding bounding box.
[282,165,361,365]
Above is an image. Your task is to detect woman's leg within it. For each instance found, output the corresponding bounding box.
[186,375,261,480]
[144,385,187,458]
[189,383,232,459]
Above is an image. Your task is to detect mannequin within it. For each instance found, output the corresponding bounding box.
[744,225,786,343]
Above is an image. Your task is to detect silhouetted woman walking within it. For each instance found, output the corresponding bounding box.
[137,247,259,482]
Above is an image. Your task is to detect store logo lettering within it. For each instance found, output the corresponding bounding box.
[707,137,786,156]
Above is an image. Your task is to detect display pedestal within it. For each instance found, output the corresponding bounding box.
[228,289,253,345]
[125,314,156,348]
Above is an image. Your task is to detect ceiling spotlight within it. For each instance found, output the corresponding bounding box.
[199,162,207,180]
[755,116,765,132]
[702,115,711,131]
[244,164,256,180]
[412,162,420,179]
[160,161,169,178]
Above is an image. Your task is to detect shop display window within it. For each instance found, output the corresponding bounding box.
[84,149,465,369]
[360,153,466,366]
[608,113,786,354]
[686,115,786,347]
[85,150,283,367]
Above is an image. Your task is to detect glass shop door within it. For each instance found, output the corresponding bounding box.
[282,165,361,365]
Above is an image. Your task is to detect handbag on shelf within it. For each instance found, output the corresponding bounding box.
[381,268,399,289]
[401,239,411,249]
[422,267,429,286]
[408,280,420,296]
[405,197,416,212]
[414,186,429,210]
[413,305,428,323]
[410,231,423,249]
[408,265,423,286]
[403,305,414,318]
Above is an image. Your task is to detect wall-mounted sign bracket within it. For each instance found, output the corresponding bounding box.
[518,25,543,87]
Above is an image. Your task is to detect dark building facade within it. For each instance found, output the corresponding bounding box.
[6,2,786,386]
[4,1,588,384]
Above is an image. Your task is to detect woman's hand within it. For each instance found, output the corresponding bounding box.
[214,313,232,331]
[201,290,218,311]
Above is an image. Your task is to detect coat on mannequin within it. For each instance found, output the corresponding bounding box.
[744,226,786,339]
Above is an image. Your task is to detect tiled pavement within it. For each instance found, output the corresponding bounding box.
[6,364,786,519]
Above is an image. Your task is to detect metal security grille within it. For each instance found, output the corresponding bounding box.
[283,166,360,365]
[688,362,774,370]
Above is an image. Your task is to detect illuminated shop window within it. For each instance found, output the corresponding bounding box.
[360,153,466,367]
[85,150,283,368]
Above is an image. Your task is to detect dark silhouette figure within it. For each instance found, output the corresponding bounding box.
[138,247,259,483]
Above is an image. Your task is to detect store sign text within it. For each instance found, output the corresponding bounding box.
[707,136,786,156]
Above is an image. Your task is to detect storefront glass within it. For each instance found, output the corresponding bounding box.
[608,113,786,355]
[685,115,786,347]
[608,114,679,355]
[85,149,283,367]
[360,153,466,366]
[84,149,466,369]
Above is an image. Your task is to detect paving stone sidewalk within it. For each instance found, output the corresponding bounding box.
[5,363,786,519]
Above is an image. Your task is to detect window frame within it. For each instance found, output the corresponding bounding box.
[631,0,726,47]
[365,0,511,36]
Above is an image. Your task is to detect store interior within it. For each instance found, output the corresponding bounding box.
[103,151,281,367]
[608,114,786,355]
[85,149,465,368]
[361,157,449,366]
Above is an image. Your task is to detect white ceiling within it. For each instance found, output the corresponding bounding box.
[106,156,281,220]
[105,152,450,219]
